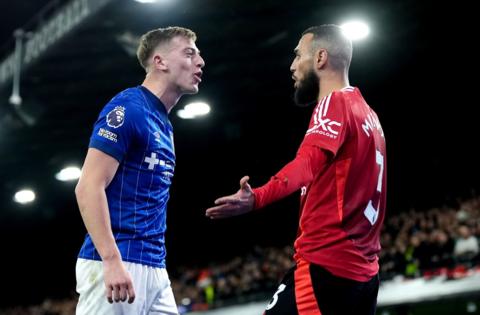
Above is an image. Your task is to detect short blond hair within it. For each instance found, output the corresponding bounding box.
[136,26,197,71]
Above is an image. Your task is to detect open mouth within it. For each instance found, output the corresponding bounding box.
[193,71,203,83]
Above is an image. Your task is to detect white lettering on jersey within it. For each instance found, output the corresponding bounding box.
[98,128,117,142]
[363,150,384,225]
[362,113,384,137]
[306,94,342,138]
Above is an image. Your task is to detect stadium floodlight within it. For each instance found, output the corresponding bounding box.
[340,21,370,41]
[14,189,36,204]
[55,166,81,182]
[185,102,210,115]
[177,109,196,119]
[177,102,211,119]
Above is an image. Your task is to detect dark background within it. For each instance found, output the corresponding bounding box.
[0,0,477,307]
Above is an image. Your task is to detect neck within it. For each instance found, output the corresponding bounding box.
[317,71,350,100]
[141,72,181,113]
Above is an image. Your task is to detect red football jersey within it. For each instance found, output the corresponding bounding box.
[294,86,387,282]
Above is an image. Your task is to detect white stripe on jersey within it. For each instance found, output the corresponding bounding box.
[306,92,334,135]
[322,93,332,117]
[315,96,326,124]
[313,99,320,125]
[137,92,152,263]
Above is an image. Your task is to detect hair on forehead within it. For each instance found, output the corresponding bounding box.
[137,26,197,71]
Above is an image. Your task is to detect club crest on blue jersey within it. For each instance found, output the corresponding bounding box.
[106,106,126,128]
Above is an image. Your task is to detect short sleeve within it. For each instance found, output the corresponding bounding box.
[89,96,142,162]
[301,92,348,156]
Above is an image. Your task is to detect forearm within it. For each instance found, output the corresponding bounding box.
[253,145,328,209]
[76,184,120,261]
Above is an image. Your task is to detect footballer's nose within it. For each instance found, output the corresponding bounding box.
[290,61,296,74]
[197,55,205,68]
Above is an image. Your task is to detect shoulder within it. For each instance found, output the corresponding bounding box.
[315,89,348,117]
[108,87,145,111]
[101,87,146,121]
[331,86,373,116]
[330,86,356,103]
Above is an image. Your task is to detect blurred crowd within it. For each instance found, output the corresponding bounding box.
[173,196,480,312]
[1,196,479,315]
[0,299,77,315]
[172,245,295,313]
[379,196,480,280]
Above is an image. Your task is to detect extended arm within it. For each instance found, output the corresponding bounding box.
[206,145,328,219]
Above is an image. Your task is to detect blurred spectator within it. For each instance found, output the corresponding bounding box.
[453,225,479,264]
[428,229,454,269]
[404,234,421,278]
[197,269,215,306]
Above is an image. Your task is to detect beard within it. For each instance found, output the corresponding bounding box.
[293,69,319,107]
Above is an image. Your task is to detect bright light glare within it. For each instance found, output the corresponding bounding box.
[185,102,210,115]
[55,166,81,181]
[14,189,36,204]
[177,102,211,119]
[340,21,370,40]
[9,93,22,106]
[177,109,196,119]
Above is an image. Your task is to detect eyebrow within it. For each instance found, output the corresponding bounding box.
[184,47,200,54]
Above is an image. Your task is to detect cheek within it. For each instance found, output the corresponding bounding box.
[297,60,311,77]
[170,61,190,74]
[298,59,308,72]
[171,66,190,83]
[179,58,193,69]
[295,69,304,80]
[180,63,193,77]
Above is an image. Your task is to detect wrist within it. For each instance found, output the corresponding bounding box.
[252,187,262,210]
[101,250,121,263]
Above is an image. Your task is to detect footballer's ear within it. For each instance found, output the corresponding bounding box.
[314,48,328,70]
[152,53,168,71]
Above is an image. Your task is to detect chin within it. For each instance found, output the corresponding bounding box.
[182,85,199,95]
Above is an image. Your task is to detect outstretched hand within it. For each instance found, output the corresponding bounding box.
[205,176,255,219]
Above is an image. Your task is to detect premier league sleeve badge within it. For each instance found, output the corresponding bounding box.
[106,106,126,128]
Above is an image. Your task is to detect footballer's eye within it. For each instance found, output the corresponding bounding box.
[185,49,196,57]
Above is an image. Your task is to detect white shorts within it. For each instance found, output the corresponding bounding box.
[76,258,178,315]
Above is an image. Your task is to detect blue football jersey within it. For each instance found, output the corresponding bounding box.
[78,86,175,268]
